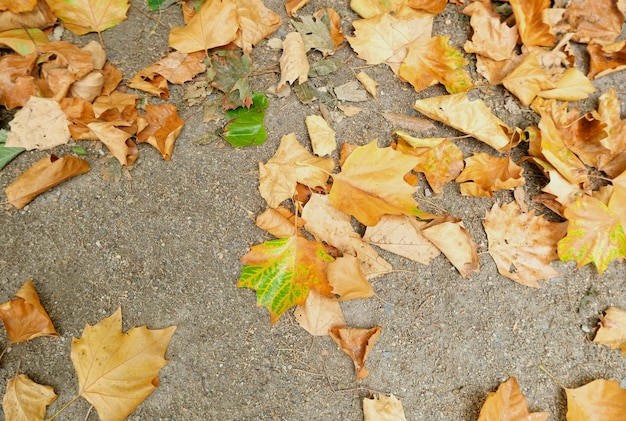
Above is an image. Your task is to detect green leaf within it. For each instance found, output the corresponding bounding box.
[72,146,88,155]
[146,0,178,11]
[558,195,626,274]
[209,49,252,109]
[0,130,24,171]
[238,236,335,324]
[222,93,269,147]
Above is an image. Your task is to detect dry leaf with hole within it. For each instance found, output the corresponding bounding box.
[477,377,549,421]
[5,155,90,209]
[0,280,58,343]
[277,32,309,93]
[255,206,305,238]
[462,1,518,61]
[293,290,345,336]
[565,379,626,420]
[136,104,184,161]
[329,141,433,226]
[456,153,525,198]
[71,308,176,421]
[483,202,567,287]
[305,115,336,156]
[46,0,129,36]
[330,326,382,379]
[258,133,334,207]
[302,193,392,278]
[363,393,407,421]
[128,66,169,99]
[422,216,479,277]
[363,215,440,265]
[2,374,57,421]
[5,97,70,150]
[594,307,626,355]
[508,0,555,47]
[326,254,374,300]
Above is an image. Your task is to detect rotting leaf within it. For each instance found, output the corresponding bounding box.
[593,307,626,355]
[329,326,382,379]
[2,374,57,421]
[222,92,268,147]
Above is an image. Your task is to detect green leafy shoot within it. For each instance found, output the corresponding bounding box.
[0,129,25,171]
[222,93,269,147]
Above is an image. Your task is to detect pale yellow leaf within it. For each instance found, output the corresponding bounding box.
[2,374,56,421]
[278,32,309,93]
[422,217,479,277]
[5,97,70,150]
[364,394,407,421]
[594,307,626,355]
[538,68,595,101]
[294,290,345,336]
[305,115,336,156]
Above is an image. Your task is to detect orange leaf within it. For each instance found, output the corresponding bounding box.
[93,92,138,118]
[231,0,281,53]
[421,216,479,277]
[478,377,549,421]
[561,0,624,44]
[565,379,626,420]
[326,254,374,300]
[46,0,129,36]
[0,0,37,13]
[71,308,176,421]
[136,104,184,161]
[0,280,58,343]
[594,307,626,355]
[456,153,525,198]
[462,1,518,61]
[329,326,382,379]
[286,0,309,16]
[5,155,90,209]
[0,53,38,109]
[0,0,56,32]
[87,121,138,167]
[293,290,345,336]
[2,374,57,421]
[588,41,626,80]
[508,0,555,47]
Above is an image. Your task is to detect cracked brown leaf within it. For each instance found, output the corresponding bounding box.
[594,307,626,355]
[71,308,176,421]
[565,379,626,420]
[478,377,550,421]
[456,153,525,198]
[508,0,555,47]
[136,104,184,161]
[2,374,57,421]
[0,280,58,343]
[330,326,382,379]
[484,202,567,287]
[46,0,129,36]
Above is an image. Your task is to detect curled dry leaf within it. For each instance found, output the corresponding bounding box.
[232,0,281,53]
[508,0,555,47]
[382,112,435,133]
[5,155,90,209]
[87,121,138,167]
[71,308,176,421]
[462,1,518,61]
[0,280,59,343]
[477,377,549,421]
[329,326,382,379]
[2,374,57,421]
[356,71,378,99]
[565,379,626,420]
[593,307,626,355]
[588,41,626,80]
[293,290,345,336]
[277,32,309,93]
[255,205,305,238]
[0,53,38,109]
[136,104,184,161]
[305,115,336,156]
[69,70,104,103]
[456,153,525,198]
[6,96,70,150]
[501,52,555,106]
[538,68,595,102]
[363,394,407,421]
[422,215,479,277]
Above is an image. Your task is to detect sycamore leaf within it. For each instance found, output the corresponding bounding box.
[502,52,555,106]
[0,129,24,171]
[302,193,393,279]
[238,236,335,323]
[588,41,626,80]
[597,89,626,178]
[456,153,525,198]
[508,0,555,47]
[347,7,433,74]
[561,0,624,44]
[329,326,382,379]
[363,394,407,421]
[208,48,253,109]
[255,206,305,238]
[87,121,138,167]
[532,158,582,208]
[0,53,38,109]
[399,35,473,94]
[93,92,138,118]
[277,32,309,93]
[421,216,479,277]
[0,1,56,32]
[5,155,90,209]
[46,0,129,36]
[363,215,440,265]
[286,0,309,16]
[293,290,345,336]
[478,377,550,421]
[231,0,281,53]
[483,202,567,287]
[326,255,375,300]
[0,280,58,343]
[305,115,336,156]
[594,307,626,355]
[538,68,595,102]
[329,141,432,226]
[5,97,70,151]
[169,0,238,53]
[136,104,184,160]
[259,133,333,207]
[462,2,518,61]
[609,170,626,228]
[2,374,57,421]
[565,379,626,420]
[71,308,176,421]
[413,93,514,151]
[0,0,37,13]
[150,51,206,85]
[558,195,626,274]
[292,14,335,56]
[0,28,48,55]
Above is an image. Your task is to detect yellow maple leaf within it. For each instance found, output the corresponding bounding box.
[508,0,555,47]
[502,51,555,106]
[565,379,626,420]
[2,374,57,421]
[71,308,176,421]
[46,0,129,39]
[456,153,525,197]
[478,377,549,421]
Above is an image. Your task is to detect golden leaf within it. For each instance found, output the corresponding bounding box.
[136,104,184,161]
[462,1,518,61]
[565,379,626,420]
[502,52,555,106]
[2,374,57,421]
[305,115,336,156]
[594,307,626,355]
[456,153,525,198]
[326,254,375,301]
[46,0,129,36]
[421,216,479,277]
[508,0,555,47]
[478,377,549,421]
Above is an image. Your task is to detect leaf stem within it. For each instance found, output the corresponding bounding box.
[47,394,81,421]
[539,364,566,389]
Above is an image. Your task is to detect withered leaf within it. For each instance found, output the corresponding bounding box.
[508,0,555,47]
[326,254,374,301]
[478,377,549,421]
[329,326,382,379]
[2,374,57,421]
[46,0,129,36]
[456,153,525,198]
[293,290,345,336]
[136,104,184,161]
[594,307,626,355]
[363,394,407,421]
[565,379,626,420]
[421,216,479,277]
[277,32,309,93]
[6,96,70,150]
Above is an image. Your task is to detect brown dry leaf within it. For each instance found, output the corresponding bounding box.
[2,374,57,421]
[5,96,70,150]
[277,32,309,93]
[305,115,336,156]
[293,290,345,336]
[151,51,206,84]
[0,0,56,32]
[532,158,583,207]
[382,112,435,133]
[413,93,514,151]
[329,326,382,379]
[538,68,595,102]
[169,0,238,53]
[456,153,525,198]
[502,52,555,106]
[301,193,392,279]
[327,255,374,301]
[232,0,281,53]
[588,41,626,80]
[347,7,434,74]
[128,67,169,99]
[88,121,138,167]
[38,41,95,100]
[255,206,305,238]
[421,216,479,277]
[101,62,123,95]
[594,307,626,355]
[565,379,626,420]
[93,92,138,117]
[0,53,38,109]
[363,215,440,265]
[475,54,525,86]
[463,1,518,61]
[0,280,59,343]
[259,133,334,208]
[46,0,129,36]
[329,141,432,226]
[71,308,176,421]
[69,71,104,103]
[561,0,624,44]
[478,377,550,421]
[286,0,309,16]
[483,202,567,287]
[356,71,378,100]
[363,394,407,421]
[136,104,184,161]
[508,0,555,47]
[5,155,90,209]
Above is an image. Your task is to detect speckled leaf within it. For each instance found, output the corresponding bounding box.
[238,236,335,324]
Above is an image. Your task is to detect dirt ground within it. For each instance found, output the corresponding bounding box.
[1,1,625,420]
